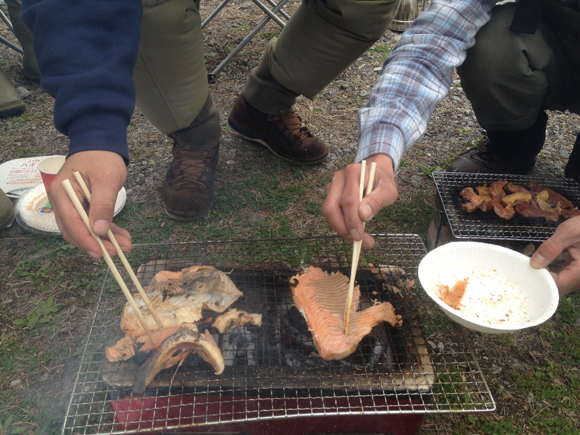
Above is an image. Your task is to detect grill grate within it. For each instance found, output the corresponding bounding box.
[433,172,580,242]
[62,235,494,435]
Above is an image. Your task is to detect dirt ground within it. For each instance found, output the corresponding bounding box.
[1,1,580,434]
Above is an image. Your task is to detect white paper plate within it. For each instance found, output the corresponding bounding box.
[0,155,65,198]
[418,241,559,334]
[15,183,127,235]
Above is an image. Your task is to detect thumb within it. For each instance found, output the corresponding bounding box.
[359,178,398,222]
[88,184,119,236]
[531,237,565,269]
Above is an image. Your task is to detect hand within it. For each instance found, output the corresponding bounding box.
[530,216,580,296]
[322,154,398,249]
[49,150,131,258]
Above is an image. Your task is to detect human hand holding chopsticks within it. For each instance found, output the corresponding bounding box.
[49,151,131,258]
[323,153,398,249]
[62,173,162,343]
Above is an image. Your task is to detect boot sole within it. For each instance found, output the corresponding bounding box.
[164,206,211,222]
[0,105,25,118]
[228,117,329,165]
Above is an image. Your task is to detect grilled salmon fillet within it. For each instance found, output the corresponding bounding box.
[290,267,402,361]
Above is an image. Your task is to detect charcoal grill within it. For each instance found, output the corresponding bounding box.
[433,172,580,242]
[62,235,494,435]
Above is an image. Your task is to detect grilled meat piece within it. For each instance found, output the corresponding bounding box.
[290,267,402,361]
[528,181,574,209]
[491,201,515,220]
[505,183,530,194]
[561,208,580,219]
[475,186,494,212]
[133,325,224,394]
[501,192,532,208]
[460,187,483,212]
[212,309,263,333]
[490,180,508,201]
[515,201,559,222]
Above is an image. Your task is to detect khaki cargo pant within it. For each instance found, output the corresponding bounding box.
[134,0,400,140]
[457,2,580,132]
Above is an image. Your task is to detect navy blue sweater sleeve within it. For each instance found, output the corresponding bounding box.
[21,0,143,164]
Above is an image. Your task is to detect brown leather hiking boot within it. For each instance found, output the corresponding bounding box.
[228,95,328,164]
[163,143,219,221]
[445,137,538,174]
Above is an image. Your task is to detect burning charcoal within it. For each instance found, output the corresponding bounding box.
[220,326,259,367]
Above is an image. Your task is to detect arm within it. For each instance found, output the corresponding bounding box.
[531,216,580,296]
[323,0,496,247]
[22,0,142,255]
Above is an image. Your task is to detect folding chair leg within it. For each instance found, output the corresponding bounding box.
[207,0,290,81]
[0,34,23,54]
[0,8,14,34]
[252,0,286,27]
[201,0,232,29]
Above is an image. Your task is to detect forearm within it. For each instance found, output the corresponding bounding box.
[357,0,496,169]
[22,0,143,162]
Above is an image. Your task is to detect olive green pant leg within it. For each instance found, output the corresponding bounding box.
[457,3,573,132]
[242,0,400,115]
[134,0,211,136]
[5,0,40,80]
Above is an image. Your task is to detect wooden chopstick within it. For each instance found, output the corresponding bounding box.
[72,171,164,331]
[344,160,377,335]
[61,178,158,346]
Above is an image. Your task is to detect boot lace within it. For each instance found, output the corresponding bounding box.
[268,112,313,144]
[172,148,214,189]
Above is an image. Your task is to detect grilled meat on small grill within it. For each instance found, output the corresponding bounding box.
[528,181,573,209]
[459,187,483,213]
[502,192,532,208]
[459,180,578,223]
[290,267,402,361]
[491,200,515,220]
[475,186,494,212]
[505,182,530,194]
[212,309,263,333]
[515,201,559,222]
[133,325,224,394]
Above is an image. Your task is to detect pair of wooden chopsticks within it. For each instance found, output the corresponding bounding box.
[344,160,377,335]
[61,172,163,345]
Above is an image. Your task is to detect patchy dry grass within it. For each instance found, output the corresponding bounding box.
[2,1,580,434]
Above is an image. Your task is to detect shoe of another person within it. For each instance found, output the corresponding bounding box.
[163,142,219,221]
[446,137,537,174]
[0,70,25,118]
[0,188,15,230]
[228,95,328,164]
[565,133,580,181]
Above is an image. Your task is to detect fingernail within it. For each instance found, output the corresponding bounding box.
[93,220,108,235]
[88,251,100,259]
[530,253,546,269]
[350,229,361,242]
[361,204,373,222]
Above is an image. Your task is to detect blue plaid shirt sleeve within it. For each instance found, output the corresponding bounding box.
[356,0,497,170]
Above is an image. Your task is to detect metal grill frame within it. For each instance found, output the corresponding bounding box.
[61,235,494,435]
[432,172,580,242]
